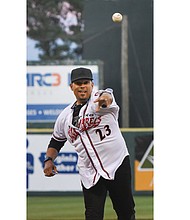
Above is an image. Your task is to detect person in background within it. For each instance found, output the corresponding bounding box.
[47,1,78,35]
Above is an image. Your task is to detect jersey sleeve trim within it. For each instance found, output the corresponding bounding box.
[52,133,67,142]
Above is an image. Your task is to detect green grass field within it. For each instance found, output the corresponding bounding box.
[27,195,153,220]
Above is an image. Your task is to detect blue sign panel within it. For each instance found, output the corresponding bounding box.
[27,104,68,121]
[39,152,79,174]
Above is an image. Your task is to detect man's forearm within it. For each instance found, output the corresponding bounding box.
[46,147,59,161]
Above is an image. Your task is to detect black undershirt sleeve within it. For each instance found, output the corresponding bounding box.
[48,137,67,153]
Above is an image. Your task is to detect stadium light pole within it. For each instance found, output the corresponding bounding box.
[121,15,129,127]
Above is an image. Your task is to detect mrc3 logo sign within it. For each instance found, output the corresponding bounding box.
[27,65,99,121]
[27,73,61,87]
[27,65,99,88]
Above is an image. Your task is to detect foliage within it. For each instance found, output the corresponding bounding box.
[27,0,84,61]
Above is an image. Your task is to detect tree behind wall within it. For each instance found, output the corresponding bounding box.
[27,0,84,61]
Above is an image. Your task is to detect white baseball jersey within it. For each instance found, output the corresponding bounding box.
[52,88,129,189]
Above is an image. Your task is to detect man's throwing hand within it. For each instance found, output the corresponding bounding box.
[94,93,113,112]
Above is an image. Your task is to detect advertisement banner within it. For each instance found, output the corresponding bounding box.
[27,65,99,122]
[121,129,154,193]
[134,134,154,191]
[26,134,82,192]
[27,129,154,193]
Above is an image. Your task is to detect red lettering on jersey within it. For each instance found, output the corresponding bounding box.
[94,116,101,127]
[79,115,102,132]
[68,115,102,142]
[68,127,79,143]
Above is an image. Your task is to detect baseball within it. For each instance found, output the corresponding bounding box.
[112,12,123,23]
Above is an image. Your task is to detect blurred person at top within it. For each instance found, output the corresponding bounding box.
[47,1,78,35]
[58,1,78,35]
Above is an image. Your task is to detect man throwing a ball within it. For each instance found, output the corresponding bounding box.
[44,67,136,220]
